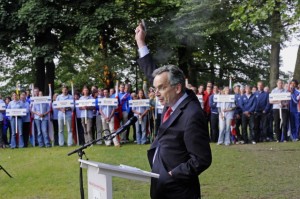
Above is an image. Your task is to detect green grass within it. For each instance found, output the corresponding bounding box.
[0,142,300,199]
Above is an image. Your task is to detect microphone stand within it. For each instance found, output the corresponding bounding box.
[0,164,13,178]
[68,129,119,199]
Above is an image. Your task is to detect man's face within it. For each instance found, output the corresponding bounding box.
[206,86,212,94]
[234,86,240,94]
[245,87,251,94]
[290,81,296,89]
[103,90,109,97]
[20,93,26,100]
[98,89,103,96]
[34,89,39,97]
[257,82,264,91]
[198,86,204,94]
[153,72,180,106]
[62,88,68,95]
[119,85,125,92]
[213,86,218,94]
[277,80,283,89]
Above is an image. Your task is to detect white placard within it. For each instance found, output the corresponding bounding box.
[269,93,291,101]
[30,96,51,104]
[155,98,164,110]
[98,98,118,106]
[0,103,5,111]
[214,95,235,103]
[6,109,27,116]
[52,100,74,108]
[75,99,96,107]
[129,99,150,107]
[196,95,203,103]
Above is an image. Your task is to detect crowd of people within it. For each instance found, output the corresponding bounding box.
[0,78,299,149]
[0,83,159,149]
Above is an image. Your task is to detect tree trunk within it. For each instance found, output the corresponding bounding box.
[178,40,190,80]
[45,61,55,96]
[269,2,281,89]
[35,57,45,93]
[293,45,300,81]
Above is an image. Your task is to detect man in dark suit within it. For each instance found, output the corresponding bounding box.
[135,24,212,199]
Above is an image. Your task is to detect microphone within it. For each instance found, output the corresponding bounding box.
[113,116,138,137]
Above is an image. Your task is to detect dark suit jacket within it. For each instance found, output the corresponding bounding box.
[137,54,212,199]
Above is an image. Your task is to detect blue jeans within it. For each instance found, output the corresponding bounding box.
[58,116,73,146]
[10,117,24,148]
[218,116,232,145]
[34,119,51,147]
[135,115,147,144]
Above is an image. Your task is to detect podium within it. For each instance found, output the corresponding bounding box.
[79,159,159,199]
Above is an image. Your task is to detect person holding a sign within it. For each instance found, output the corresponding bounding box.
[99,88,119,146]
[271,79,289,142]
[79,86,94,144]
[7,92,26,148]
[216,87,236,146]
[135,23,211,199]
[132,89,149,145]
[31,91,51,148]
[57,85,73,146]
[20,92,31,147]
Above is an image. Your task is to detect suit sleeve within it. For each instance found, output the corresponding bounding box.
[171,106,212,181]
[137,54,157,84]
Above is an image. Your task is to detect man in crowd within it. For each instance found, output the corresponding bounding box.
[289,79,299,141]
[240,85,257,144]
[209,85,219,142]
[233,85,242,142]
[56,85,73,146]
[253,81,271,142]
[271,79,289,142]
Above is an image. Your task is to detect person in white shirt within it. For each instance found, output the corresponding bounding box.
[56,86,73,146]
[99,88,119,146]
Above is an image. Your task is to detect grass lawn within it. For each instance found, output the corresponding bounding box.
[0,142,300,199]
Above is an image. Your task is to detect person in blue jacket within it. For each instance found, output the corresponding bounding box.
[209,85,219,142]
[289,79,299,141]
[253,81,271,142]
[240,85,257,144]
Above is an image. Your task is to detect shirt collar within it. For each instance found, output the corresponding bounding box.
[170,92,188,112]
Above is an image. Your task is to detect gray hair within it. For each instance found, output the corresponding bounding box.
[152,65,186,91]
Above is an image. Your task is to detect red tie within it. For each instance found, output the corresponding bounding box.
[163,107,172,123]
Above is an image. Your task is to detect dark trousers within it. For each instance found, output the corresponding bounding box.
[0,121,3,146]
[267,112,274,140]
[273,109,289,141]
[242,113,255,143]
[3,119,11,145]
[210,113,219,142]
[23,122,30,147]
[235,115,242,141]
[76,118,85,145]
[53,119,58,146]
[92,116,96,140]
[126,111,135,141]
[253,112,268,142]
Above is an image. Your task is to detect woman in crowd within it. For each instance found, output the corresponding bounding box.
[132,90,149,145]
[217,87,236,146]
[31,91,51,148]
[7,93,26,148]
